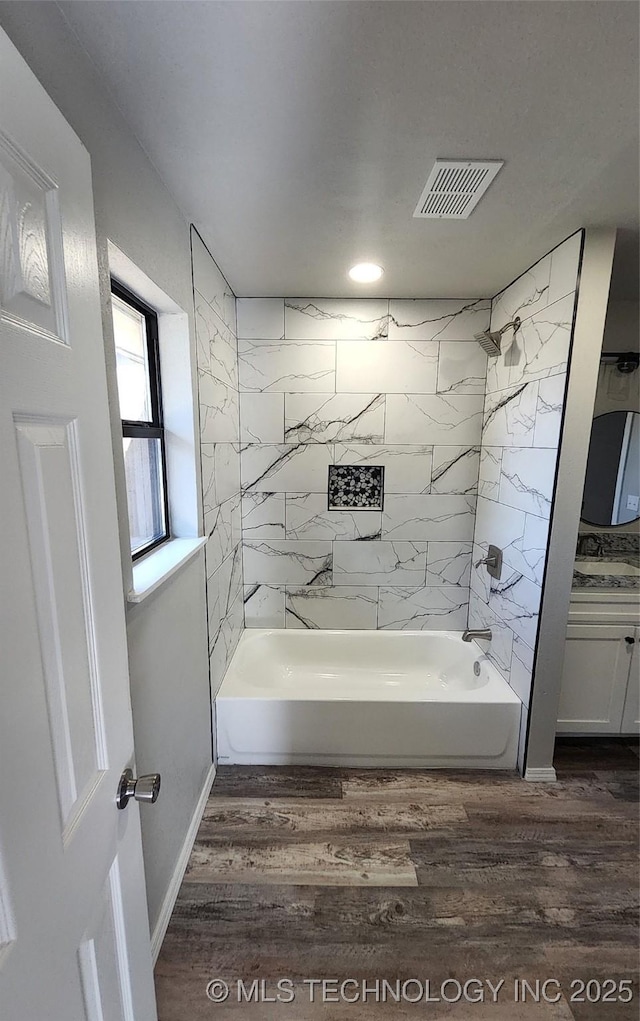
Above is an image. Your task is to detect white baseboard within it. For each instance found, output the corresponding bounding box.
[151,762,215,963]
[524,766,557,783]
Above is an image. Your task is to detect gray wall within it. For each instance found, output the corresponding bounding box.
[468,232,584,725]
[126,557,209,929]
[0,2,212,934]
[192,231,244,724]
[602,299,640,354]
[237,297,490,630]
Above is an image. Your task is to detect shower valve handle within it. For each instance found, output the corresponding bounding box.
[475,554,497,568]
[474,544,503,580]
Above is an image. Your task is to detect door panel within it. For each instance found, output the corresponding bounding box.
[0,28,157,1021]
[15,417,106,828]
[0,851,16,961]
[78,865,135,1021]
[0,129,69,342]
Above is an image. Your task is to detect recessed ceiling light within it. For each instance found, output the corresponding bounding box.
[348,262,384,283]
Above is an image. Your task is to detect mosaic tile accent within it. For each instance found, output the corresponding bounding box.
[328,464,384,511]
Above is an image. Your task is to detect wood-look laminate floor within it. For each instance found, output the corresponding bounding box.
[155,738,639,1020]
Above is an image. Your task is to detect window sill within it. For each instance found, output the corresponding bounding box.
[128,537,206,603]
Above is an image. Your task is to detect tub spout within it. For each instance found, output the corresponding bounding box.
[462,628,492,642]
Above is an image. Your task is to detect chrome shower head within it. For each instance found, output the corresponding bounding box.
[474,328,502,356]
[474,316,521,357]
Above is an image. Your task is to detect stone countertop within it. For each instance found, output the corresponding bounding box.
[572,532,640,590]
[572,562,639,589]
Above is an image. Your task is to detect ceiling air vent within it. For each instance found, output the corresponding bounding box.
[413,159,503,219]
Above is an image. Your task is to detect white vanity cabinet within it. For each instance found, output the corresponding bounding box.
[557,594,639,735]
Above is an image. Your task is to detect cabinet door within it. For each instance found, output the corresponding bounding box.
[621,627,640,734]
[557,624,635,734]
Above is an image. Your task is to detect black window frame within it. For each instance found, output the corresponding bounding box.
[111,279,170,560]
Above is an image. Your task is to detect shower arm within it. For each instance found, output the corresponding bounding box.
[497,316,521,338]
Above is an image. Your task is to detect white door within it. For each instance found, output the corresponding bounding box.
[621,627,640,734]
[0,30,157,1021]
[557,623,634,734]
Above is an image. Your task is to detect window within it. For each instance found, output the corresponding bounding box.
[111,281,169,559]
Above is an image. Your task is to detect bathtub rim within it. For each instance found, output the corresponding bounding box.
[217,627,521,705]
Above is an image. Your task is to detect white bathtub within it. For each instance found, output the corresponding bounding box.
[216,629,522,769]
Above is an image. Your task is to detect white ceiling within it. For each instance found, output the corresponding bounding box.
[58,0,639,299]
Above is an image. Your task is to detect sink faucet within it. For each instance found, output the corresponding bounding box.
[462,628,492,642]
[578,533,603,558]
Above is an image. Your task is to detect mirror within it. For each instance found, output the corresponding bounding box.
[581,411,640,526]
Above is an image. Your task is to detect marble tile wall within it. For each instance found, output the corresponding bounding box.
[237,296,492,630]
[191,230,243,698]
[468,230,584,707]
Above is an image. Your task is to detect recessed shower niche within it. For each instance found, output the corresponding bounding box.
[327,464,384,511]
